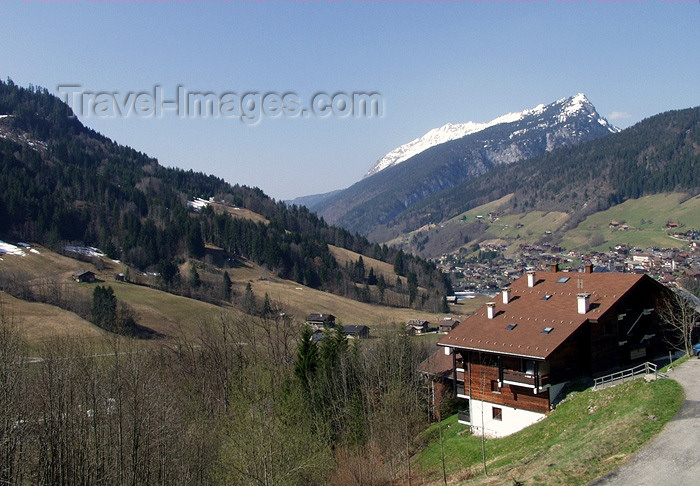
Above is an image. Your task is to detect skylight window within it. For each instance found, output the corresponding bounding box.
[556,277,570,283]
[541,294,552,300]
[542,327,554,334]
[505,324,517,331]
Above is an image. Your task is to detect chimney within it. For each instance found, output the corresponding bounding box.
[502,288,511,304]
[584,263,593,274]
[577,293,591,314]
[486,302,496,319]
[527,271,536,288]
[444,346,452,356]
[551,263,559,273]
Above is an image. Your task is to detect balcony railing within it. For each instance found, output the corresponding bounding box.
[456,383,466,396]
[502,369,550,388]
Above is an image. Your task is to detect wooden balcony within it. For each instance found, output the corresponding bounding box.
[502,369,549,389]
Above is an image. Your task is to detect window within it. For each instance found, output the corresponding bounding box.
[541,294,552,301]
[492,407,502,421]
[542,327,554,334]
[491,380,500,393]
[520,359,535,374]
[505,323,517,331]
[556,277,570,284]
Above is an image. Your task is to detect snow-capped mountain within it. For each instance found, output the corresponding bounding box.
[364,93,617,178]
[314,93,619,237]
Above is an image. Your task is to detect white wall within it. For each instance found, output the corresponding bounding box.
[459,398,546,438]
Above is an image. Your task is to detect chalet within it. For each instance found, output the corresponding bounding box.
[72,270,96,283]
[305,313,336,331]
[437,266,671,438]
[406,319,430,335]
[341,325,370,340]
[439,318,459,333]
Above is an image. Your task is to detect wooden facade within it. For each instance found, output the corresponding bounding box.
[455,351,551,415]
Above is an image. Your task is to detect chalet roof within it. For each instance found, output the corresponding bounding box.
[438,270,651,360]
[72,270,94,277]
[305,313,335,323]
[342,325,368,333]
[406,319,429,326]
[417,349,453,379]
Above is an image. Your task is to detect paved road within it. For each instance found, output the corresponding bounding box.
[591,358,700,486]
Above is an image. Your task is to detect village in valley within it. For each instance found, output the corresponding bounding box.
[436,224,700,296]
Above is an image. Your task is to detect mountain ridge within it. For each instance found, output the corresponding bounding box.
[314,94,618,235]
[364,93,618,179]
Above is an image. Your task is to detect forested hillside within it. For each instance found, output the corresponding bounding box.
[0,79,450,309]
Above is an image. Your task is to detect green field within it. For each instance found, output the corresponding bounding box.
[561,193,700,251]
[439,192,700,255]
[415,377,683,485]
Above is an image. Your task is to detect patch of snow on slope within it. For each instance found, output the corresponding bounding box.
[187,197,212,211]
[63,246,105,258]
[0,240,27,256]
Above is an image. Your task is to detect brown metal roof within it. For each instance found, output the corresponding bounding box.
[418,348,454,378]
[438,270,648,359]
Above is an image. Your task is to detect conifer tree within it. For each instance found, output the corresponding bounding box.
[189,262,201,289]
[222,270,232,300]
[91,285,117,331]
[243,282,256,314]
[295,325,318,389]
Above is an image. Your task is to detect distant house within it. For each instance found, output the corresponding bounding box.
[439,318,459,334]
[115,273,126,282]
[406,319,430,335]
[305,313,336,331]
[341,325,370,339]
[72,270,95,283]
[438,267,672,438]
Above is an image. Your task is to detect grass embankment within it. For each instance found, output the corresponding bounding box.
[416,377,684,485]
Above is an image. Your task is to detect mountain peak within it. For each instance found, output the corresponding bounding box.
[364,94,617,178]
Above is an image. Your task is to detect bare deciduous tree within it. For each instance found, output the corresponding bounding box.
[657,289,699,356]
